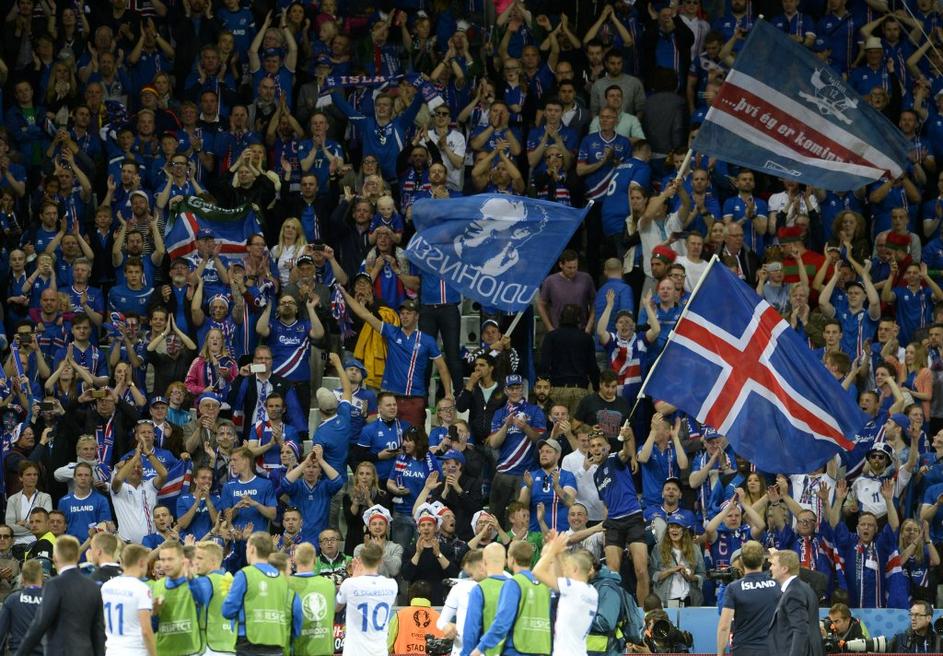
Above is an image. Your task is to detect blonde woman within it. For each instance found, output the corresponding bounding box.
[650,516,706,607]
[343,462,391,555]
[44,61,79,124]
[184,328,237,397]
[272,218,307,285]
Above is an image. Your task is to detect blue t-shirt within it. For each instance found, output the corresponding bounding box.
[57,490,112,541]
[891,286,934,344]
[638,442,685,510]
[313,401,352,479]
[219,476,277,531]
[175,492,221,539]
[380,323,442,397]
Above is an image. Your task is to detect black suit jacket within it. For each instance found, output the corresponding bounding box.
[768,577,824,656]
[14,567,105,656]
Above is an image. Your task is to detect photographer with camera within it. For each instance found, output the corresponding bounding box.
[890,601,941,653]
[821,603,867,653]
[716,540,779,656]
[643,608,694,654]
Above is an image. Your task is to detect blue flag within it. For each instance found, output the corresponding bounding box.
[692,20,910,191]
[405,195,588,312]
[640,258,865,473]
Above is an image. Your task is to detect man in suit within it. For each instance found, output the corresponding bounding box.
[14,535,105,656]
[768,549,824,656]
[228,345,306,443]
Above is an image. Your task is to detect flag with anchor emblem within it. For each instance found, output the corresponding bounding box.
[692,20,910,191]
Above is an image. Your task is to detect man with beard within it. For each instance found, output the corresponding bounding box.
[255,293,324,414]
[329,198,374,282]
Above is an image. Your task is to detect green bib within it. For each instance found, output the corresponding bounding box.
[242,565,292,648]
[153,577,203,656]
[205,572,237,653]
[479,577,506,656]
[288,574,336,656]
[511,573,551,656]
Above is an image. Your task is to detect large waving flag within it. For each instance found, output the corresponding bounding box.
[693,20,910,191]
[157,458,193,516]
[164,198,263,260]
[639,257,865,473]
[405,195,589,312]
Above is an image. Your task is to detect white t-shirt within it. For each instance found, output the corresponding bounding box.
[437,578,478,656]
[675,256,710,292]
[553,578,598,656]
[101,575,153,656]
[110,479,160,544]
[561,451,606,521]
[337,574,399,656]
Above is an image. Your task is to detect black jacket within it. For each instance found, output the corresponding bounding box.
[56,399,138,470]
[768,577,824,656]
[14,567,105,656]
[891,628,941,653]
[455,383,507,445]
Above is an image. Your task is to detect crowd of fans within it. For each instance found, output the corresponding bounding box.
[2,0,943,650]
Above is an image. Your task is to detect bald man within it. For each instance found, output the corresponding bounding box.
[460,543,511,656]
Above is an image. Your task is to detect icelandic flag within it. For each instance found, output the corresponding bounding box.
[164,198,263,261]
[639,257,866,473]
[693,19,910,191]
[157,458,193,516]
[405,194,589,313]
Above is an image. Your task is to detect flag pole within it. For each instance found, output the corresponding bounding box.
[674,149,694,181]
[628,253,722,421]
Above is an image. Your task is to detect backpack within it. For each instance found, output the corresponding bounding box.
[591,576,643,655]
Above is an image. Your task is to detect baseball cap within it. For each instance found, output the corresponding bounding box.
[149,395,168,407]
[651,245,677,263]
[482,319,500,331]
[343,358,367,377]
[196,227,215,240]
[505,374,524,387]
[538,438,562,453]
[777,226,803,243]
[889,413,911,430]
[868,441,895,460]
[399,298,420,311]
[296,255,315,266]
[316,387,338,412]
[441,449,466,464]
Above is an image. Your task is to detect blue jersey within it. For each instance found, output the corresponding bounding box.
[357,417,410,481]
[65,285,105,320]
[390,453,442,516]
[267,317,311,382]
[849,64,891,96]
[108,284,154,316]
[600,159,651,237]
[638,443,685,510]
[771,11,816,37]
[334,388,377,444]
[217,7,256,52]
[297,138,344,202]
[219,475,277,531]
[314,401,352,478]
[526,125,578,178]
[281,474,345,543]
[817,12,859,73]
[891,286,934,344]
[57,490,112,541]
[578,132,633,200]
[175,492,221,538]
[722,195,769,255]
[250,421,302,473]
[490,400,546,475]
[836,306,878,358]
[52,343,107,378]
[419,272,462,305]
[380,323,442,397]
[819,191,864,240]
[521,467,578,532]
[331,91,423,182]
[708,523,752,568]
[594,452,642,519]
